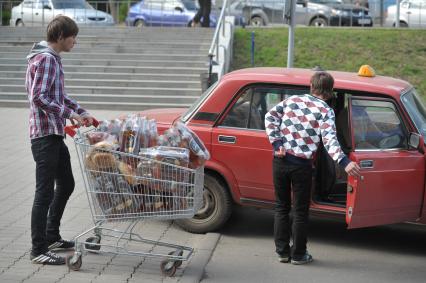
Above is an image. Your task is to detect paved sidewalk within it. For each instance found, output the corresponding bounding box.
[0,107,218,283]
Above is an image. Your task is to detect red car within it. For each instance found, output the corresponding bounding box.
[139,67,426,233]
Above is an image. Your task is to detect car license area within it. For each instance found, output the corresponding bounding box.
[358,18,371,25]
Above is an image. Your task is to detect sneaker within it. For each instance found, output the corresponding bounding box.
[30,251,65,265]
[291,253,313,265]
[48,239,75,250]
[278,254,290,263]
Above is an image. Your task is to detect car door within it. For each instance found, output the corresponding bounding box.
[142,0,164,26]
[161,0,187,26]
[405,0,426,28]
[211,85,309,202]
[346,97,425,228]
[21,0,42,26]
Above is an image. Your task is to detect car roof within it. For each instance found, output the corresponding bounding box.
[222,67,411,98]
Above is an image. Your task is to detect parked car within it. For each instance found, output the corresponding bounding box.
[237,0,333,26]
[10,0,114,27]
[385,0,426,28]
[126,0,217,27]
[309,0,373,26]
[228,0,247,26]
[136,66,426,233]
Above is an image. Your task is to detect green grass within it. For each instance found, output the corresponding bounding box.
[232,27,426,101]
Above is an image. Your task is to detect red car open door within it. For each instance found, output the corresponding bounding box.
[346,97,425,228]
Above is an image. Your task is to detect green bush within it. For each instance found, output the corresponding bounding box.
[233,27,426,101]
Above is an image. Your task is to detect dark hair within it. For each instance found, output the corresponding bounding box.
[46,15,79,43]
[310,71,334,100]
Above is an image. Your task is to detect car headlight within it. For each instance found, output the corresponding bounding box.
[74,16,86,22]
[331,9,349,16]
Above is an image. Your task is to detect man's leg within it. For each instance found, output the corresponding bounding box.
[290,164,312,260]
[46,140,75,245]
[192,0,203,25]
[201,0,211,27]
[273,157,292,259]
[31,136,61,256]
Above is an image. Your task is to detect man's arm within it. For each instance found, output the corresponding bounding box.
[320,109,361,177]
[31,55,73,119]
[265,101,285,155]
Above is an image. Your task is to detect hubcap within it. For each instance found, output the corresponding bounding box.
[194,187,216,221]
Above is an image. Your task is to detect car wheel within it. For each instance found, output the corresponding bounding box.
[16,20,24,27]
[310,17,328,27]
[250,16,265,26]
[175,173,232,234]
[398,21,408,28]
[135,19,146,27]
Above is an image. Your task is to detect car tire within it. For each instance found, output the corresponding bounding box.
[310,17,328,27]
[16,20,24,27]
[135,19,146,27]
[250,16,265,26]
[175,173,232,234]
[397,21,408,28]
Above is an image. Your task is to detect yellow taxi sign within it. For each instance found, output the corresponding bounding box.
[358,65,376,77]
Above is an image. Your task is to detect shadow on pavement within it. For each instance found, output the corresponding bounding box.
[218,205,426,256]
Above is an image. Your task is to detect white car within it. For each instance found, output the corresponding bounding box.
[10,0,114,26]
[385,0,426,28]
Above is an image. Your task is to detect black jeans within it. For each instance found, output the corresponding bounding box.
[273,156,312,260]
[31,135,75,255]
[193,0,211,27]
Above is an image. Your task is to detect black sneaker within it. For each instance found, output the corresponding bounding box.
[48,239,75,250]
[30,251,65,265]
[278,253,290,263]
[291,252,313,265]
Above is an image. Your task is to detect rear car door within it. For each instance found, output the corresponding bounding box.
[346,97,425,228]
[211,85,308,202]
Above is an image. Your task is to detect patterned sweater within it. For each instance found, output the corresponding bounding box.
[265,94,350,168]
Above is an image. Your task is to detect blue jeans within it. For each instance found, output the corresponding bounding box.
[273,156,312,260]
[30,135,74,255]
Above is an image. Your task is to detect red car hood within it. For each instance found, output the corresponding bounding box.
[137,108,187,127]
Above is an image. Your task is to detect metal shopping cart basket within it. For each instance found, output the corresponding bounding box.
[65,123,204,276]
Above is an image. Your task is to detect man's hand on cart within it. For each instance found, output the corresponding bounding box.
[70,112,84,127]
[81,112,96,127]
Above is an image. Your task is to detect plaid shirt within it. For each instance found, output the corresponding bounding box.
[265,94,350,167]
[26,46,87,139]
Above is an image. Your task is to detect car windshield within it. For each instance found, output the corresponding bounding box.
[52,0,92,9]
[182,0,198,10]
[182,81,218,122]
[401,88,426,142]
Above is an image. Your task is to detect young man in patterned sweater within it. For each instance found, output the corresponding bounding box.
[265,71,360,265]
[26,15,94,265]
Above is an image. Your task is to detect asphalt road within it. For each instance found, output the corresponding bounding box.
[202,205,426,283]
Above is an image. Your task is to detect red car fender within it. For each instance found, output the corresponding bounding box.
[204,159,242,204]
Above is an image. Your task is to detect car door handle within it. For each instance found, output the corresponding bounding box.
[218,135,236,144]
[35,12,39,15]
[360,160,374,169]
[406,11,412,14]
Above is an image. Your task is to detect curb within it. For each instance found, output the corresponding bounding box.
[179,233,221,283]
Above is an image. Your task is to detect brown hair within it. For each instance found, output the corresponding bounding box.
[46,15,79,43]
[310,71,334,100]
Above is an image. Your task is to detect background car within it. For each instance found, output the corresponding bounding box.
[239,0,334,27]
[10,0,114,27]
[126,0,217,27]
[385,0,426,28]
[309,0,373,26]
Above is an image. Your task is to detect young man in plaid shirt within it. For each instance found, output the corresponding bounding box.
[26,15,94,265]
[265,72,360,265]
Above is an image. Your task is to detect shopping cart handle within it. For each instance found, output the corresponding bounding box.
[65,117,100,137]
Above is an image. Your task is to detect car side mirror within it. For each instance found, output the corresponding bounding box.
[43,4,52,10]
[175,6,183,12]
[408,132,424,153]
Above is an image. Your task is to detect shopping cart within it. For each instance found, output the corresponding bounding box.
[65,122,204,276]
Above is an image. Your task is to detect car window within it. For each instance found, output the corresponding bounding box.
[221,86,309,130]
[351,99,407,150]
[23,0,36,8]
[164,0,181,10]
[143,0,164,10]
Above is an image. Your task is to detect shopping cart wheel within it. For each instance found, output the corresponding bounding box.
[66,254,82,271]
[160,260,177,277]
[85,236,101,251]
[168,249,184,268]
